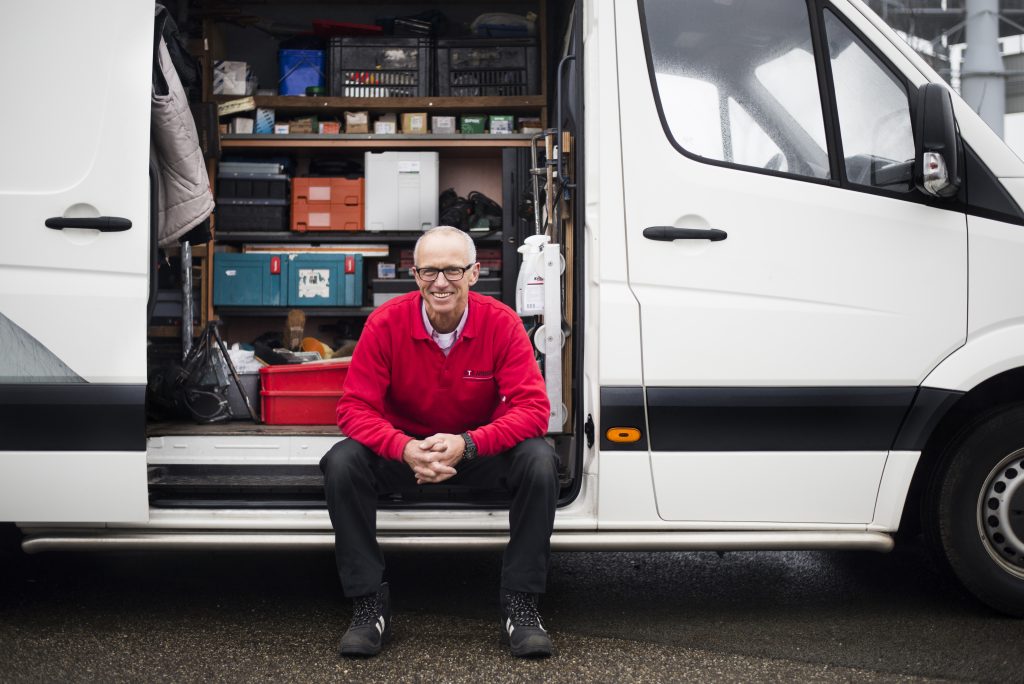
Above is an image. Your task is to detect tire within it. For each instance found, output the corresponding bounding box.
[923,403,1024,617]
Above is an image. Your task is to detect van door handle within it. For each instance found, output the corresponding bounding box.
[643,226,727,242]
[45,216,132,232]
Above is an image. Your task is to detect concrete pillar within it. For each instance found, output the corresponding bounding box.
[962,0,1006,137]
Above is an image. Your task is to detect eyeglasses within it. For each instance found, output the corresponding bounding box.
[413,264,474,282]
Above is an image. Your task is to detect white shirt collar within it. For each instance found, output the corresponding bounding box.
[421,301,469,355]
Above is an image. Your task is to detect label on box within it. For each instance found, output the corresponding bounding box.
[310,212,331,226]
[274,123,290,134]
[374,121,396,134]
[298,269,330,299]
[377,263,396,279]
[397,161,421,174]
[310,187,331,202]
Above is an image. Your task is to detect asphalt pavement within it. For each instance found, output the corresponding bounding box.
[1,534,1021,683]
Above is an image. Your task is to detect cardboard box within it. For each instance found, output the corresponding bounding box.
[373,113,397,135]
[345,111,369,134]
[431,116,456,135]
[377,262,396,279]
[460,115,486,134]
[229,117,254,134]
[289,116,318,134]
[401,112,428,134]
[319,121,341,135]
[489,114,514,134]
[255,108,275,134]
[213,60,254,95]
[274,123,290,135]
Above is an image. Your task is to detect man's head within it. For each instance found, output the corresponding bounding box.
[413,226,479,332]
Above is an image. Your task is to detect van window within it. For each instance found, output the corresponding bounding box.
[824,10,915,192]
[641,0,830,179]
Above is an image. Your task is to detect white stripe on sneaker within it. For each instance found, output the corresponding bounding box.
[506,618,515,635]
[376,616,385,635]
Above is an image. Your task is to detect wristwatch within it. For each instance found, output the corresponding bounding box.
[460,432,478,462]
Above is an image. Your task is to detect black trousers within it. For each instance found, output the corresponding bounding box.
[320,437,559,598]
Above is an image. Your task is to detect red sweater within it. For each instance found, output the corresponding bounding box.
[336,291,550,460]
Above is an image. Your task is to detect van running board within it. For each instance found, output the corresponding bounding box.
[22,530,894,553]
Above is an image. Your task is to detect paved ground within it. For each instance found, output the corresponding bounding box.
[1,535,1022,683]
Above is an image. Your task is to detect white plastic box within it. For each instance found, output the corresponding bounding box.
[364,151,439,232]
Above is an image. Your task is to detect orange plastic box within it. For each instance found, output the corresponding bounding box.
[259,359,350,425]
[291,177,365,232]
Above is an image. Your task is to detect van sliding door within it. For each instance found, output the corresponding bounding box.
[0,1,152,522]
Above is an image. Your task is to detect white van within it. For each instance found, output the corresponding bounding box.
[3,0,1024,617]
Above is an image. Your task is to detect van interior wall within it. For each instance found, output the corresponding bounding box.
[204,2,546,87]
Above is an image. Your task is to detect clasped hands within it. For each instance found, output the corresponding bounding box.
[403,433,466,485]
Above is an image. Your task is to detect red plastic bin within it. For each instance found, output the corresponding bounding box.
[259,359,350,425]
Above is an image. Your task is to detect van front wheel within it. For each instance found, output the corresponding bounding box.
[925,404,1024,617]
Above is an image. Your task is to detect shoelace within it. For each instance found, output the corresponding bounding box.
[506,592,543,627]
[351,593,379,627]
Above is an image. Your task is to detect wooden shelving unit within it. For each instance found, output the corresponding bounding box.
[221,134,533,149]
[213,94,545,113]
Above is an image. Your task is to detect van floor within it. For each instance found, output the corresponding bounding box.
[146,421,340,437]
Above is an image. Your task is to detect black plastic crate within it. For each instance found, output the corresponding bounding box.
[328,36,432,97]
[217,173,289,201]
[436,38,538,97]
[216,199,289,232]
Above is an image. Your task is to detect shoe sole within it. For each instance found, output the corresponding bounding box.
[500,624,553,658]
[339,626,390,658]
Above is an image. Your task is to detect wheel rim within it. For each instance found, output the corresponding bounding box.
[977,447,1024,579]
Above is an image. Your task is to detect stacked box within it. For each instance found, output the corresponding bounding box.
[260,359,350,425]
[217,171,290,232]
[291,177,365,232]
[364,151,439,232]
[214,252,364,307]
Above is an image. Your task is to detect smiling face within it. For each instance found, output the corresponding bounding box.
[414,230,479,333]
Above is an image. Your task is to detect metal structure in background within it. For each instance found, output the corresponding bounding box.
[867,0,1024,135]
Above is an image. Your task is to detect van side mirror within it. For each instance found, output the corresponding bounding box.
[913,83,962,198]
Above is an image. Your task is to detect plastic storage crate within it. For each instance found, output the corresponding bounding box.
[260,359,350,425]
[328,36,432,97]
[278,49,325,96]
[216,199,290,232]
[436,38,538,96]
[291,177,364,232]
[218,173,289,201]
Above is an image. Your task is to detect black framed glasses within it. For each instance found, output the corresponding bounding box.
[413,264,474,282]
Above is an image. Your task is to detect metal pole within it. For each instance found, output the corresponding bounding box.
[962,0,1006,138]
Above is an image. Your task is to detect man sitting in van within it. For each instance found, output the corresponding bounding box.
[320,225,560,658]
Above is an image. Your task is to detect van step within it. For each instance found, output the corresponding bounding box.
[147,465,519,508]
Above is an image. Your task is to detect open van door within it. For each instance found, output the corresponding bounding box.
[615,0,967,524]
[0,1,153,522]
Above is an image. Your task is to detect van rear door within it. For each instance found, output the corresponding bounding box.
[0,1,152,522]
[615,0,967,524]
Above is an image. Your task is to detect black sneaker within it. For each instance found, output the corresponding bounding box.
[339,582,391,657]
[500,589,553,658]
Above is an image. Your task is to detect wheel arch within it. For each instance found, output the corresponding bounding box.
[900,366,1024,535]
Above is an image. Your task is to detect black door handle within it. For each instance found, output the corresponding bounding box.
[643,226,727,242]
[45,216,132,232]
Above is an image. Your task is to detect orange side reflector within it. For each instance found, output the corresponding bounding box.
[606,427,642,443]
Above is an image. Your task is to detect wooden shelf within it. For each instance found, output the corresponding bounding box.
[214,95,545,113]
[214,230,503,244]
[221,134,533,149]
[216,307,377,317]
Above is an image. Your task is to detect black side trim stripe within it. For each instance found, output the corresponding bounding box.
[599,386,648,451]
[892,387,963,451]
[0,384,145,451]
[646,387,916,451]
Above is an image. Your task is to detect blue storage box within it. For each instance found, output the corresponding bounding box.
[214,253,288,306]
[279,50,325,96]
[287,253,363,307]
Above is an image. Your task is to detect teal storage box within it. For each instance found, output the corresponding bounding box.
[286,253,363,307]
[214,253,288,306]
